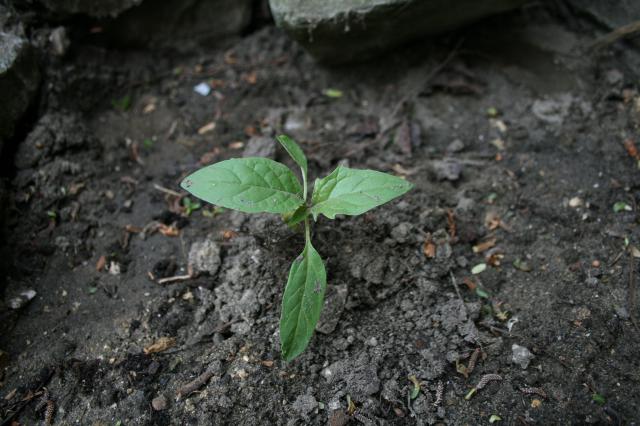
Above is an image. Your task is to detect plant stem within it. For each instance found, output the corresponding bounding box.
[301,168,308,201]
[304,216,311,244]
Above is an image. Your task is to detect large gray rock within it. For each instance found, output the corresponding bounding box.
[0,32,40,159]
[38,0,142,18]
[30,0,253,49]
[104,0,253,48]
[269,0,525,63]
[566,0,640,29]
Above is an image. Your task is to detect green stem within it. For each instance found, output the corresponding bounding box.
[304,216,311,244]
[301,167,308,201]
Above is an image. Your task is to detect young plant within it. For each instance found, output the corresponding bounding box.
[180,135,412,361]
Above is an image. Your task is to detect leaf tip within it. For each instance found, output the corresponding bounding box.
[180,176,194,192]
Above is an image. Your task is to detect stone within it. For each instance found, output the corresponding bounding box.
[316,283,348,334]
[291,394,318,417]
[151,395,168,411]
[103,0,253,49]
[432,159,462,181]
[38,0,143,18]
[243,136,276,159]
[511,343,534,369]
[565,0,640,30]
[269,0,526,63]
[32,0,253,49]
[447,139,465,153]
[49,27,70,57]
[0,31,40,158]
[188,239,222,275]
[532,94,573,124]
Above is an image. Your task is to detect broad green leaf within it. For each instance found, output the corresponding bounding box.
[310,166,413,220]
[280,240,326,361]
[180,157,304,214]
[276,135,307,176]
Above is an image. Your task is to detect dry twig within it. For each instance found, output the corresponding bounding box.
[590,20,640,51]
[177,363,218,399]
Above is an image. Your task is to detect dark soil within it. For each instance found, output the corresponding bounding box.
[2,9,640,426]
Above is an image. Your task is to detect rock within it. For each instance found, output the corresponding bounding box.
[0,31,40,158]
[432,159,462,181]
[7,289,37,310]
[38,0,143,18]
[390,222,413,244]
[0,349,8,369]
[316,283,348,334]
[243,136,276,159]
[615,306,630,319]
[33,0,252,48]
[151,395,168,411]
[322,354,380,397]
[565,0,640,29]
[49,27,70,57]
[188,239,222,275]
[291,394,318,417]
[104,0,253,49]
[447,139,465,153]
[269,0,525,63]
[531,94,573,124]
[14,113,91,170]
[511,343,534,369]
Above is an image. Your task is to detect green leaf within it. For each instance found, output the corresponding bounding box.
[408,375,421,399]
[310,166,413,220]
[276,135,307,176]
[592,393,606,405]
[280,240,327,361]
[513,258,532,272]
[475,287,490,299]
[180,157,304,214]
[283,204,308,228]
[471,263,487,274]
[323,88,343,98]
[111,95,131,112]
[613,201,632,213]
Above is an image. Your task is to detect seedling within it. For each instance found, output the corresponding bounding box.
[180,135,412,361]
[182,196,201,216]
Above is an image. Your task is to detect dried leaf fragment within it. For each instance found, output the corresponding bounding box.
[144,337,176,354]
[197,121,216,135]
[96,255,107,272]
[158,224,180,237]
[423,240,436,258]
[473,238,496,253]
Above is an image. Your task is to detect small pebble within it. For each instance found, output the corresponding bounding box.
[152,395,167,411]
[512,344,534,369]
[193,82,211,96]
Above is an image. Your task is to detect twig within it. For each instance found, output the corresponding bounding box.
[465,374,502,400]
[629,248,638,329]
[467,348,481,376]
[433,381,444,406]
[153,183,183,198]
[590,20,640,51]
[157,274,193,285]
[35,388,55,425]
[520,387,547,399]
[449,272,467,316]
[176,363,218,399]
[449,272,462,301]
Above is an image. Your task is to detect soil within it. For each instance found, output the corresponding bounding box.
[2,8,640,426]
